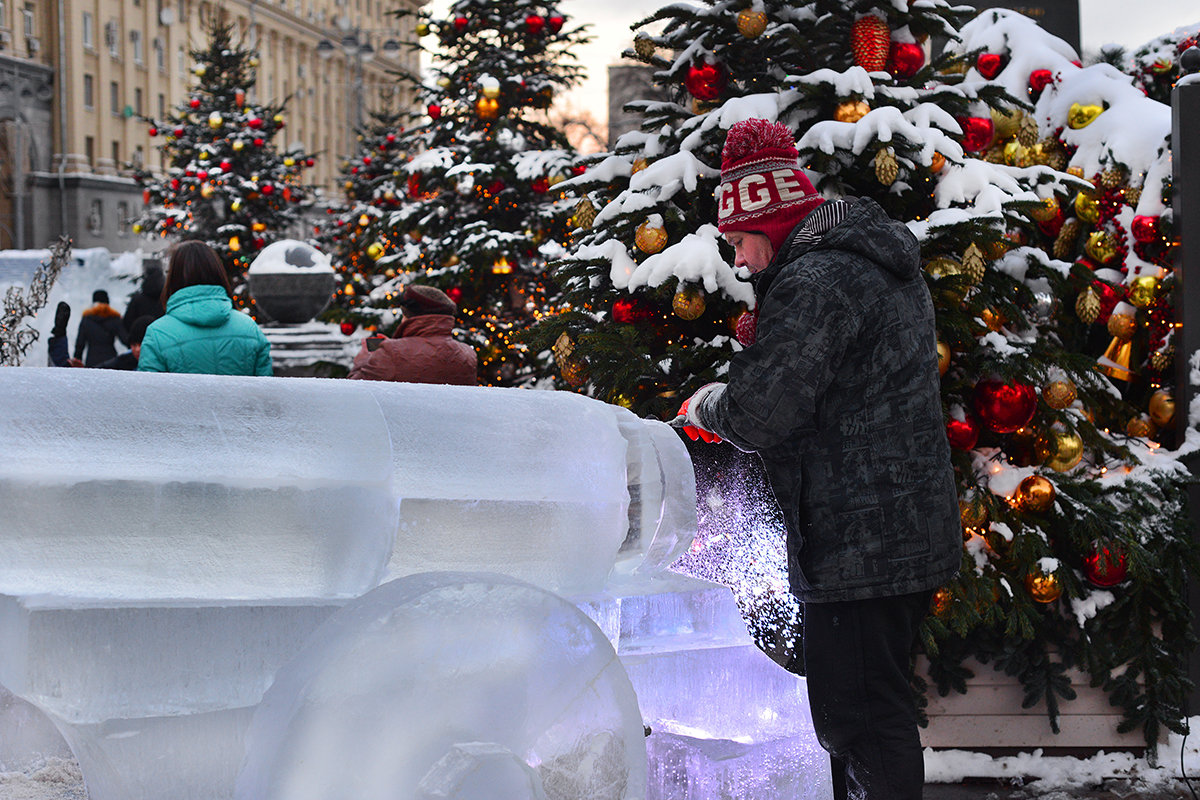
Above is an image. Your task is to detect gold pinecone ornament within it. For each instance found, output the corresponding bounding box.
[573,198,597,229]
[1076,287,1101,324]
[1150,346,1174,372]
[874,147,898,186]
[961,243,986,285]
[633,34,656,61]
[1017,113,1040,147]
[553,333,588,387]
[1053,218,1081,259]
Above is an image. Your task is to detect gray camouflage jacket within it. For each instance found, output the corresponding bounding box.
[694,197,962,603]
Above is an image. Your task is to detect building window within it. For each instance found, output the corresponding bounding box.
[133,145,144,166]
[154,37,164,71]
[82,11,94,49]
[88,199,103,235]
[134,87,143,115]
[106,20,119,58]
[131,30,143,64]
[22,3,34,36]
[110,80,119,115]
[177,45,184,74]
[112,140,120,169]
[85,136,95,168]
[116,202,129,237]
[157,92,165,118]
[83,74,94,109]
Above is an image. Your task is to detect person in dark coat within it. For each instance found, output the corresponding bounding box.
[96,316,153,370]
[47,301,72,366]
[124,261,166,327]
[74,290,128,367]
[678,119,961,800]
[347,284,477,385]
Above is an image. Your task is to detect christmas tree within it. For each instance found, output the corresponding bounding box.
[1108,23,1200,105]
[353,0,589,385]
[134,12,315,301]
[529,1,1198,747]
[318,108,411,336]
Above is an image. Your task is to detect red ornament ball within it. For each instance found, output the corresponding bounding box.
[340,321,356,336]
[253,137,265,147]
[173,127,185,137]
[386,133,396,143]
[170,178,180,190]
[148,126,158,137]
[1037,208,1065,238]
[1029,68,1054,94]
[976,52,1005,79]
[446,286,464,303]
[957,116,995,153]
[253,237,265,249]
[685,61,728,101]
[572,164,587,176]
[612,297,654,324]
[248,117,264,129]
[1130,214,1160,243]
[453,16,468,32]
[196,170,208,181]
[548,15,564,33]
[427,103,442,120]
[531,177,549,193]
[189,98,201,109]
[946,416,980,451]
[525,14,545,35]
[363,156,372,166]
[1084,544,1128,587]
[889,41,925,78]
[220,160,232,171]
[735,309,758,347]
[261,183,274,195]
[305,158,315,167]
[488,180,506,195]
[973,380,1038,434]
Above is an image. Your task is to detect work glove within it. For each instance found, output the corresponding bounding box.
[674,384,723,444]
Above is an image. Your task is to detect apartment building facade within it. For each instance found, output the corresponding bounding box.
[0,0,424,252]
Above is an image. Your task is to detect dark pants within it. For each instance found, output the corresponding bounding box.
[803,590,932,800]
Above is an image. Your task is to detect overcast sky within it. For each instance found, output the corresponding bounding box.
[425,0,1200,119]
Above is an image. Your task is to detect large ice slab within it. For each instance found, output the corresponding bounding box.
[238,573,647,800]
[0,369,397,600]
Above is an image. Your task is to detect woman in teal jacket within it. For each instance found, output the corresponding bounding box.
[138,241,272,376]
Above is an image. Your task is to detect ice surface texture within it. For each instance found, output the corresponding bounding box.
[0,369,695,599]
[237,573,646,800]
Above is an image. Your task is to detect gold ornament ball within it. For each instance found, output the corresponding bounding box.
[232,140,245,152]
[560,357,588,387]
[366,242,385,260]
[979,307,1005,332]
[673,284,706,320]
[273,114,283,124]
[1015,475,1055,513]
[1127,275,1159,308]
[1025,572,1062,603]
[1003,140,1027,167]
[834,100,870,123]
[481,84,501,100]
[1030,196,1060,223]
[1042,380,1077,410]
[930,151,946,173]
[200,183,215,198]
[475,96,500,120]
[635,221,668,254]
[437,76,452,89]
[132,223,142,234]
[193,64,207,77]
[252,221,268,233]
[924,256,962,280]
[416,22,430,36]
[1085,230,1119,264]
[283,157,295,167]
[1045,431,1084,472]
[230,198,242,212]
[1126,415,1156,438]
[1149,389,1176,428]
[208,112,223,129]
[737,8,768,38]
[198,151,209,161]
[937,340,951,376]
[1107,312,1137,341]
[1067,102,1103,129]
[1074,192,1101,224]
[631,157,649,173]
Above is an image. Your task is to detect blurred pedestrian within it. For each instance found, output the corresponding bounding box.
[124,260,166,327]
[347,284,476,385]
[96,315,153,370]
[138,241,272,375]
[73,290,128,367]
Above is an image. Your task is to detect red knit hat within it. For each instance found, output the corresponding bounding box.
[717,119,824,252]
[399,284,456,316]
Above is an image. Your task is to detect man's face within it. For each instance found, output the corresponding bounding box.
[725,231,775,274]
[131,342,142,360]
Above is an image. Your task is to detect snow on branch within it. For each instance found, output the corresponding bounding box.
[0,236,70,366]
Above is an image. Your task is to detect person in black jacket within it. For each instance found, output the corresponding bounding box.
[74,290,128,367]
[47,301,72,366]
[124,261,166,328]
[678,119,961,800]
[96,315,152,370]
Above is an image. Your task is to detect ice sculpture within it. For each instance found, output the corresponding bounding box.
[0,367,827,800]
[237,573,645,800]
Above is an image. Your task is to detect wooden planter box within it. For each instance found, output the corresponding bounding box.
[917,656,1155,754]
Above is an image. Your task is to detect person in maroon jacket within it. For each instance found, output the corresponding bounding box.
[348,284,477,385]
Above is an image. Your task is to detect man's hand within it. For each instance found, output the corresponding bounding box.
[676,387,723,444]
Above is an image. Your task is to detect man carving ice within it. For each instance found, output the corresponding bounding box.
[677,118,961,799]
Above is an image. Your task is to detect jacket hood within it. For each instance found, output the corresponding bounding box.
[396,314,456,338]
[813,198,920,280]
[165,284,233,328]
